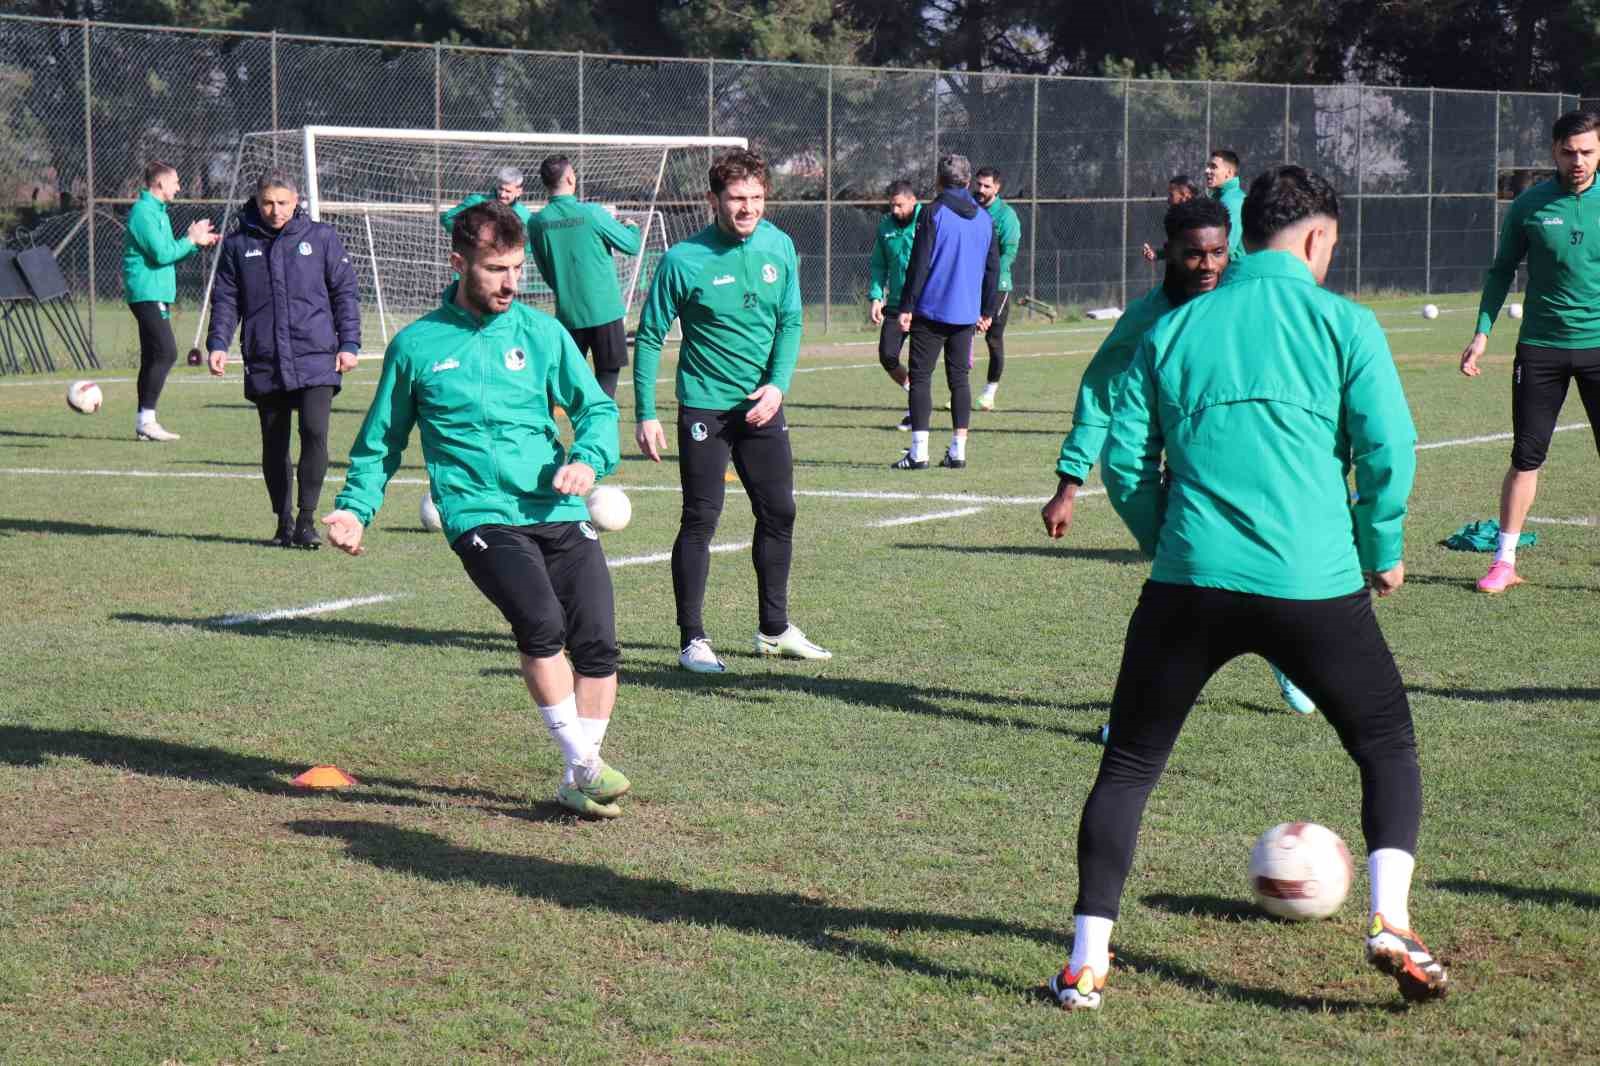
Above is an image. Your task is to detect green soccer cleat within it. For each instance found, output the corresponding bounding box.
[556,782,622,819]
[577,760,631,803]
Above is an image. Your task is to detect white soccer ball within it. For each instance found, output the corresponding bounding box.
[1421,304,1439,320]
[419,489,443,532]
[1509,302,1524,319]
[586,485,631,532]
[66,380,102,414]
[1248,821,1353,921]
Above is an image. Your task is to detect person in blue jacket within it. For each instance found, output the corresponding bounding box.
[207,172,362,548]
[892,154,999,471]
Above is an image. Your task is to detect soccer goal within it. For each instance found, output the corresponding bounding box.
[192,127,747,356]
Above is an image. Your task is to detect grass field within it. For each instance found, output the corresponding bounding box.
[3,297,1597,1064]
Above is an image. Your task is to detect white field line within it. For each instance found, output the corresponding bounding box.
[215,593,402,626]
[870,506,985,528]
[608,540,749,568]
[1415,422,1588,451]
[1526,515,1599,526]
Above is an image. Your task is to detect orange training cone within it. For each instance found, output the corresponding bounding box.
[292,765,358,789]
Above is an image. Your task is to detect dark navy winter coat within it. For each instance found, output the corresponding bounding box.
[207,199,361,400]
[897,186,999,327]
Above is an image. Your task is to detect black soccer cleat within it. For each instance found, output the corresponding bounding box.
[939,450,966,469]
[291,511,321,550]
[890,450,928,471]
[269,515,294,549]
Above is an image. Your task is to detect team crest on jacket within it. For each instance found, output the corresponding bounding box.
[762,263,778,284]
[297,241,313,256]
[503,348,526,371]
[579,521,599,540]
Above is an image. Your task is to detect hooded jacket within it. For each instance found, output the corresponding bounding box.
[897,186,999,326]
[206,198,361,400]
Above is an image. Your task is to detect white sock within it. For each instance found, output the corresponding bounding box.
[910,430,929,462]
[1069,914,1113,975]
[902,380,911,392]
[538,694,594,784]
[948,436,966,461]
[1368,848,1415,931]
[980,382,997,399]
[1494,530,1519,566]
[578,714,610,760]
[136,407,157,428]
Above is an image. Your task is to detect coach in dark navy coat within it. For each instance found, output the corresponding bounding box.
[207,172,361,548]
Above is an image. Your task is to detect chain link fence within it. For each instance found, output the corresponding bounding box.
[0,13,1582,365]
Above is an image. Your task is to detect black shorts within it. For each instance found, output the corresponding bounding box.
[452,521,619,677]
[567,318,629,372]
[1510,343,1600,471]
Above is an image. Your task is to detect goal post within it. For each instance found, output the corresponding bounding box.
[191,127,747,358]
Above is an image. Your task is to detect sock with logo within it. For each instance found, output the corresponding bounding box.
[910,431,929,463]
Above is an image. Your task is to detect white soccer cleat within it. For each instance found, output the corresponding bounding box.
[135,421,180,442]
[678,637,727,674]
[755,625,832,660]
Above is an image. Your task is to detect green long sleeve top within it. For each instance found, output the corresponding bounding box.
[122,189,198,304]
[867,205,920,306]
[1475,177,1600,348]
[1214,177,1246,264]
[986,196,1021,292]
[527,194,644,330]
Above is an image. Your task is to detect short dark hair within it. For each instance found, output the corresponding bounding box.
[1169,173,1203,198]
[709,149,769,195]
[975,166,1002,185]
[1164,196,1230,241]
[143,160,176,187]
[255,171,298,196]
[538,155,571,190]
[1553,111,1600,142]
[451,200,525,258]
[885,179,915,199]
[1210,149,1241,170]
[936,154,971,189]
[1242,165,1340,246]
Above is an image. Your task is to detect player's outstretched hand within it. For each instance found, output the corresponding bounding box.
[552,461,596,497]
[745,384,783,427]
[636,419,668,462]
[870,299,885,325]
[187,219,218,247]
[1041,480,1078,539]
[897,311,912,333]
[322,510,365,556]
[1141,242,1157,262]
[336,352,358,374]
[1368,562,1405,597]
[207,350,227,376]
[1459,333,1488,377]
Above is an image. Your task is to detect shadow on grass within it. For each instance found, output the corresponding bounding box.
[1433,878,1599,911]
[288,818,1063,990]
[3,516,269,547]
[780,400,1069,418]
[1098,948,1404,1014]
[171,457,426,473]
[1405,572,1599,593]
[116,613,514,652]
[0,724,527,811]
[895,543,1145,565]
[1140,892,1279,924]
[0,427,135,442]
[1411,684,1600,704]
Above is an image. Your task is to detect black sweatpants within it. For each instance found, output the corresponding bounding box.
[982,291,1011,385]
[673,404,796,642]
[130,301,177,411]
[255,385,335,519]
[908,317,974,432]
[1074,581,1422,920]
[1510,342,1600,470]
[566,317,629,398]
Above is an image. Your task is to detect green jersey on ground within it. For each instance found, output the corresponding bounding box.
[1214,176,1246,264]
[1054,284,1175,483]
[1104,250,1416,599]
[986,196,1022,292]
[122,189,199,305]
[1475,177,1600,348]
[632,219,803,421]
[335,283,619,544]
[867,205,920,307]
[526,194,643,330]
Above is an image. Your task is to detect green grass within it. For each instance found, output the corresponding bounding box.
[2,294,1596,1064]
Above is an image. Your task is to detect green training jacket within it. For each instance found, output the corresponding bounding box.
[867,205,920,306]
[1214,176,1246,264]
[122,189,198,305]
[1103,251,1416,599]
[986,196,1022,292]
[1475,177,1600,348]
[335,283,620,544]
[633,219,803,421]
[439,191,534,236]
[527,194,643,330]
[1055,284,1175,483]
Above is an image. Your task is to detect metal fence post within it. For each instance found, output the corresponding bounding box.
[1426,88,1435,294]
[82,20,94,351]
[1121,79,1130,308]
[1283,84,1291,163]
[706,58,714,136]
[932,72,940,166]
[270,30,278,135]
[1030,76,1039,321]
[1204,81,1212,158]
[1355,85,1364,295]
[824,65,832,333]
[1493,90,1502,262]
[576,51,585,198]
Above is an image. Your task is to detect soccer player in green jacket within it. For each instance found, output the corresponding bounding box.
[1046,166,1447,1012]
[972,166,1021,410]
[439,166,534,234]
[1460,110,1600,594]
[1204,148,1247,264]
[324,201,632,821]
[869,179,920,431]
[121,160,218,441]
[634,149,832,673]
[526,155,643,398]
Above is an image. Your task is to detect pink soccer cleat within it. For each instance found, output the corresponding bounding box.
[1476,560,1523,594]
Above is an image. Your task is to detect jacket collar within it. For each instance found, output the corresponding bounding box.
[138,188,166,212]
[440,281,513,331]
[239,197,309,239]
[1216,176,1241,196]
[1223,248,1317,286]
[935,186,980,219]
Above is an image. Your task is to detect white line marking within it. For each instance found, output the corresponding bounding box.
[1526,515,1599,526]
[870,506,985,527]
[216,593,402,626]
[1415,422,1588,451]
[608,540,750,568]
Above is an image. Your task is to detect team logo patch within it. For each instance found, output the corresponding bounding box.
[243,249,263,258]
[1539,217,1565,226]
[712,274,736,286]
[430,358,459,374]
[503,348,526,371]
[762,263,778,284]
[689,421,708,442]
[578,521,599,540]
[297,241,313,256]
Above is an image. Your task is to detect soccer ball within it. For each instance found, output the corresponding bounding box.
[1421,304,1439,320]
[66,380,103,414]
[586,485,631,532]
[1509,302,1524,319]
[1248,821,1353,920]
[419,489,443,532]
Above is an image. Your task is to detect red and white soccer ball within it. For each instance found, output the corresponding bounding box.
[66,380,103,414]
[1249,821,1353,920]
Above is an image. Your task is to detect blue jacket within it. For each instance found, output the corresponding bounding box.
[207,199,361,400]
[898,187,999,326]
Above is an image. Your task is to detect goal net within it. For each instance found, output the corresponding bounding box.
[193,127,747,354]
